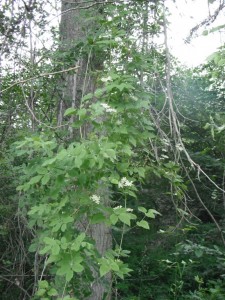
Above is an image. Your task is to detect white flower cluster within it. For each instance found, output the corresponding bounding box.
[115,37,122,43]
[118,177,133,188]
[90,194,100,204]
[100,103,117,113]
[113,205,122,210]
[126,208,133,212]
[113,206,133,212]
[101,76,112,82]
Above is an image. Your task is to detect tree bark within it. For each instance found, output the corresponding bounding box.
[60,1,112,299]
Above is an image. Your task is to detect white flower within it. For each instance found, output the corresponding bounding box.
[107,108,117,113]
[126,208,133,212]
[115,37,122,43]
[118,177,133,188]
[101,76,112,82]
[100,103,117,113]
[113,205,123,210]
[90,194,100,204]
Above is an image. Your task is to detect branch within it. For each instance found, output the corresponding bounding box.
[61,1,114,15]
[1,66,80,94]
[186,1,225,43]
[0,275,31,298]
[183,162,225,247]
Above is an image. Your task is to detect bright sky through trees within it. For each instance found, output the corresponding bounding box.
[167,0,225,66]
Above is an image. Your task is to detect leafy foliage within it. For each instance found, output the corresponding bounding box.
[1,0,225,299]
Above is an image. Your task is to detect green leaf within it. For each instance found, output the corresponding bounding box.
[42,157,57,167]
[127,190,137,198]
[137,220,150,229]
[61,223,67,232]
[71,233,86,251]
[100,263,111,277]
[39,280,49,289]
[129,136,137,146]
[82,93,93,101]
[103,149,116,160]
[138,206,147,214]
[29,175,43,185]
[91,213,106,224]
[43,237,55,245]
[72,263,84,273]
[119,213,131,226]
[64,107,76,116]
[47,288,58,296]
[145,209,161,218]
[75,156,83,168]
[195,249,203,258]
[36,288,46,296]
[77,108,87,118]
[123,145,133,156]
[66,269,74,282]
[39,246,51,255]
[110,261,120,272]
[42,173,50,185]
[110,214,118,225]
[51,243,60,255]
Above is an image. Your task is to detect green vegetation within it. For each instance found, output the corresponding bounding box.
[0,0,225,299]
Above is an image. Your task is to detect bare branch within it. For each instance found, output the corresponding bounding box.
[186,0,225,43]
[1,66,79,94]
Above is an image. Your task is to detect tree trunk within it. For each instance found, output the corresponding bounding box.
[60,1,112,299]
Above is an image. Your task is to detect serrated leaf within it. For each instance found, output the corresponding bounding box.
[64,107,76,116]
[137,220,150,229]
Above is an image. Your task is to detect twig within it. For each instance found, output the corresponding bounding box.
[56,0,114,21]
[186,0,225,42]
[182,162,225,247]
[1,66,79,94]
[0,275,31,298]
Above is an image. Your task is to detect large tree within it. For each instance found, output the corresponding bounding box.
[60,1,112,299]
